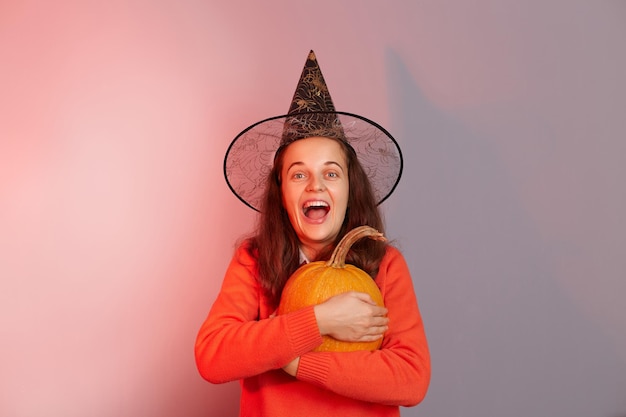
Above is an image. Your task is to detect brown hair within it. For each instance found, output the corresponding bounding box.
[245,137,387,308]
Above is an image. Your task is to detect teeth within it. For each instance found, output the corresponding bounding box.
[303,200,329,209]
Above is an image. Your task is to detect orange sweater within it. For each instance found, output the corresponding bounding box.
[195,244,430,417]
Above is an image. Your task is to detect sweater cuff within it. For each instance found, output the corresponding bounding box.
[285,305,323,354]
[296,351,332,386]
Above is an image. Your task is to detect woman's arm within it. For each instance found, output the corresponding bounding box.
[194,245,323,383]
[292,246,431,406]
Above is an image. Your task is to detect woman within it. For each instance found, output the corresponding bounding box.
[195,51,430,416]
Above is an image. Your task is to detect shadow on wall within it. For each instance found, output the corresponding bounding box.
[382,48,626,417]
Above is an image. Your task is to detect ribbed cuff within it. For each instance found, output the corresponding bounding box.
[296,351,332,386]
[285,305,323,354]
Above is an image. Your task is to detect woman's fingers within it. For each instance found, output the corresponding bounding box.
[314,291,389,341]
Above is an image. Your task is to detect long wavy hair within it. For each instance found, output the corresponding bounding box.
[245,137,387,308]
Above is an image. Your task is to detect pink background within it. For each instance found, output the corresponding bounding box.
[1,1,625,416]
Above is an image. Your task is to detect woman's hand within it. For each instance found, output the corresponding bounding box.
[313,291,388,343]
[282,357,300,376]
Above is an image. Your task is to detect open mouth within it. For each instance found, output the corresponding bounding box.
[303,200,330,220]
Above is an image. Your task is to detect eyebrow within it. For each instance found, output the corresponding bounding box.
[285,161,345,173]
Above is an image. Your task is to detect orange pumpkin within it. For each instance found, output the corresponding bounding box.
[277,225,386,352]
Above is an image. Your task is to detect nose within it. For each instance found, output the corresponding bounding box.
[307,175,325,192]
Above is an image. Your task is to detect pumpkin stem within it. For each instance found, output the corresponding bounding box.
[326,226,386,268]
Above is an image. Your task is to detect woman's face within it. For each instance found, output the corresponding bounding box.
[280,136,349,259]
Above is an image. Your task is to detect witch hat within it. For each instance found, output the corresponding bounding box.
[224,50,402,212]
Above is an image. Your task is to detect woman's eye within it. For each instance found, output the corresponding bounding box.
[293,173,305,180]
[326,171,338,178]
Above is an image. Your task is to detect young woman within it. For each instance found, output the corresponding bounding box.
[195,51,430,417]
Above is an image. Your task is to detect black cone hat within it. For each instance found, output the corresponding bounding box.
[224,50,402,212]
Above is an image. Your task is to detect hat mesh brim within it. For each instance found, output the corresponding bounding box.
[224,111,403,212]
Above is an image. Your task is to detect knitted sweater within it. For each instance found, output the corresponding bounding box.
[195,244,430,417]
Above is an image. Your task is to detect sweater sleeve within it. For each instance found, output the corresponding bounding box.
[194,245,323,384]
[295,246,431,406]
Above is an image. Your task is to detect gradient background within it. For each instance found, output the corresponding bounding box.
[1,1,625,416]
